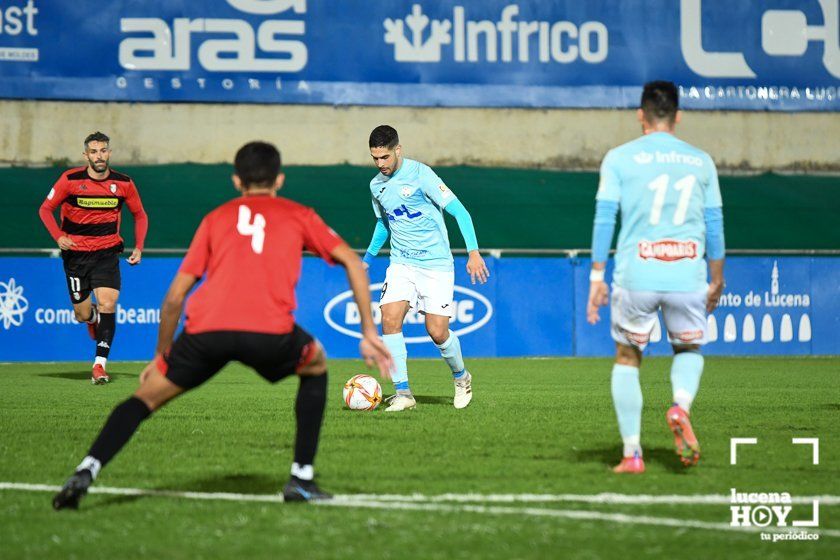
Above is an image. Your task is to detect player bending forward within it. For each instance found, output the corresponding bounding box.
[587,81,725,473]
[53,141,392,509]
[364,125,489,412]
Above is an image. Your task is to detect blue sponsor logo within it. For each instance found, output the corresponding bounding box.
[387,204,422,221]
[323,283,493,343]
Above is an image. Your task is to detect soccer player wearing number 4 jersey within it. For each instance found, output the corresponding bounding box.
[587,81,726,474]
[364,125,490,412]
[53,142,392,509]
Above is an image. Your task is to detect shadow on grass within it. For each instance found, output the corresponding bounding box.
[38,371,138,381]
[575,445,688,474]
[90,473,280,509]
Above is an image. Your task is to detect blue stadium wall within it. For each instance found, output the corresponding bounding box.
[0,256,836,361]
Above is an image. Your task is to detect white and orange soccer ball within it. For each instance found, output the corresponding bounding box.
[342,374,382,411]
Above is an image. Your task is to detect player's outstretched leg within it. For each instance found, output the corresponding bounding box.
[53,361,182,510]
[611,345,645,474]
[382,332,415,412]
[53,397,152,510]
[284,344,332,502]
[433,329,472,409]
[667,347,703,466]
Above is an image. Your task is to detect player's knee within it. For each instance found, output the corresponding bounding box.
[672,344,701,355]
[97,301,116,313]
[381,315,403,334]
[427,325,448,345]
[615,344,642,367]
[297,341,327,377]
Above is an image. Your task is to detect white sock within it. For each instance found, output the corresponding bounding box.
[76,456,102,480]
[291,462,313,481]
[623,436,642,458]
[94,356,107,368]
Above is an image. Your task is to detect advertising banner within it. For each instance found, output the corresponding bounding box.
[1,1,838,110]
[0,256,836,362]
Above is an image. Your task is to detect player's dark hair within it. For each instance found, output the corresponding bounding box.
[234,141,282,188]
[369,125,399,150]
[641,81,679,124]
[84,131,110,148]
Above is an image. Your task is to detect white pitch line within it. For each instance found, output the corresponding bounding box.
[332,492,840,506]
[1,482,838,538]
[321,499,840,538]
[3,483,839,507]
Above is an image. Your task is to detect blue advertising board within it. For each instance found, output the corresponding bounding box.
[0,256,836,362]
[0,1,837,110]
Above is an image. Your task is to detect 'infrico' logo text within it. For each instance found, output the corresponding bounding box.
[385,4,608,64]
[324,283,492,343]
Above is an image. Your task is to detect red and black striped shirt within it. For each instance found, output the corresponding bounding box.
[39,166,148,252]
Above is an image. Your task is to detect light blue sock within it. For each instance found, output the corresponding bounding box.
[671,351,704,413]
[435,330,466,380]
[382,333,410,394]
[611,364,643,457]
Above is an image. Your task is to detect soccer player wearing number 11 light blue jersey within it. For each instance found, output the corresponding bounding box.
[587,82,726,474]
[364,125,490,412]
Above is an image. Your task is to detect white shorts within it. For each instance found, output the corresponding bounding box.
[380,263,454,318]
[610,285,708,350]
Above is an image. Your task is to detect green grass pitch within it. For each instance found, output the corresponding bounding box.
[0,357,838,559]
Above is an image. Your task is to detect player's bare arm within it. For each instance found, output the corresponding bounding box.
[330,242,393,378]
[155,272,199,355]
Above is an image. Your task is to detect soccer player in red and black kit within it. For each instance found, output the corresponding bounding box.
[53,141,392,508]
[38,131,148,384]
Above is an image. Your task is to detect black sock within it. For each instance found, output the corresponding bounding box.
[294,372,327,466]
[96,312,116,358]
[87,396,152,468]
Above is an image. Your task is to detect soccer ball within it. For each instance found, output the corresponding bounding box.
[342,374,382,411]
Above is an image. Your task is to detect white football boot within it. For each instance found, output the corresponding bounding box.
[453,372,472,409]
[384,394,417,412]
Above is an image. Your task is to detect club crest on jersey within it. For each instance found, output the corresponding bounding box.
[400,187,412,198]
[110,184,117,193]
[638,239,698,262]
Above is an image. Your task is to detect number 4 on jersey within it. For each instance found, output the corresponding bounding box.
[237,205,266,254]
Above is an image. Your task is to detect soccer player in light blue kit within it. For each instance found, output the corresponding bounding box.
[364,125,489,412]
[587,82,725,473]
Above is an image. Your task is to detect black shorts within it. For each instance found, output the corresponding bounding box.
[61,245,122,304]
[157,326,317,389]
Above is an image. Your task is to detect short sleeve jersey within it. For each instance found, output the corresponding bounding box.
[596,132,722,292]
[369,158,457,271]
[179,195,343,335]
